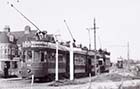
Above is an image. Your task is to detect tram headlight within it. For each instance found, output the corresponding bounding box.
[19,71,22,74]
[27,69,31,73]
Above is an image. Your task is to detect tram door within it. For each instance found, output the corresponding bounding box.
[40,51,47,62]
[86,57,91,75]
[66,53,69,78]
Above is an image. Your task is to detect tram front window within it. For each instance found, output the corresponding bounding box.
[27,51,32,62]
[41,52,44,62]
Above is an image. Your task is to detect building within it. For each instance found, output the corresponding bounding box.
[0,25,52,77]
[0,26,18,77]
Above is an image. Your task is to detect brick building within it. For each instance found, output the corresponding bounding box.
[0,26,18,77]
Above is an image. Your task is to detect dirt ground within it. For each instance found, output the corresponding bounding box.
[0,66,140,89]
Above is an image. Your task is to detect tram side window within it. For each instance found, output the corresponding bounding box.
[47,52,55,62]
[74,54,85,65]
[22,51,25,62]
[41,52,44,62]
[58,54,63,62]
[28,51,32,58]
[27,51,32,61]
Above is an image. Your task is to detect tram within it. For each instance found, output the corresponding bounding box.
[19,31,110,81]
[19,40,69,80]
[98,49,111,73]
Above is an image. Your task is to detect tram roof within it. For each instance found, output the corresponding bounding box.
[22,41,69,51]
[22,40,102,56]
[73,47,87,54]
[22,41,90,54]
[0,59,19,61]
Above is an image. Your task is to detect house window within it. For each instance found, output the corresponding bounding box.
[5,49,7,54]
[9,35,14,42]
[12,62,18,69]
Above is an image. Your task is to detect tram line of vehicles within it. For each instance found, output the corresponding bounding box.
[19,31,111,81]
[4,3,111,80]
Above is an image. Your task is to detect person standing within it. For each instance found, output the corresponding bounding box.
[4,62,9,78]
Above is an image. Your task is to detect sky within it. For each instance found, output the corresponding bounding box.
[0,0,140,62]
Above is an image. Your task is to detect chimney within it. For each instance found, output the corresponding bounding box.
[24,25,31,34]
[4,25,10,32]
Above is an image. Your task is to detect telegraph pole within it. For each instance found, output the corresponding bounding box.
[55,40,59,81]
[93,18,97,51]
[64,20,75,80]
[54,34,60,81]
[70,41,74,80]
[127,42,129,61]
[87,18,99,75]
[93,18,98,75]
[127,42,130,68]
[86,28,92,50]
[86,28,92,80]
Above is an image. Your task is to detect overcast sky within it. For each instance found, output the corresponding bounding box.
[0,0,140,62]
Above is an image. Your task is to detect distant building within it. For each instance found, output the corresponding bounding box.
[0,25,53,77]
[0,26,18,77]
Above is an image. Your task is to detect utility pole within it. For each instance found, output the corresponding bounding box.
[93,18,98,75]
[87,18,99,75]
[127,42,129,61]
[127,42,130,68]
[64,20,75,80]
[70,41,74,80]
[54,34,60,81]
[86,28,92,50]
[86,28,92,80]
[55,40,59,81]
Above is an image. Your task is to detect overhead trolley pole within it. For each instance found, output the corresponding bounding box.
[8,3,41,31]
[7,2,42,84]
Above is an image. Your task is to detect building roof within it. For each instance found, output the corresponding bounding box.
[11,30,37,44]
[0,32,10,43]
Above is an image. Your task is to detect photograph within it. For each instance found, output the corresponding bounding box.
[0,0,140,89]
